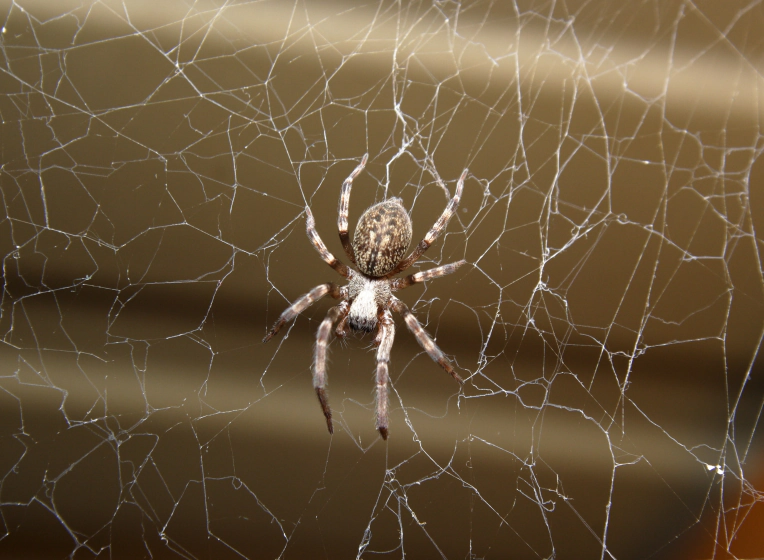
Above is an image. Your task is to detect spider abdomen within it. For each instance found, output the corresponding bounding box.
[352,198,412,277]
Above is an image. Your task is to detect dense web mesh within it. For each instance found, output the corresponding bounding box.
[1,1,763,558]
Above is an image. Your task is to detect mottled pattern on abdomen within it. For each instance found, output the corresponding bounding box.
[352,198,412,277]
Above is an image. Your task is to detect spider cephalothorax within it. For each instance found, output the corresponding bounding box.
[264,154,467,439]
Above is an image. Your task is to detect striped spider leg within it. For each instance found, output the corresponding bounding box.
[374,309,395,439]
[338,153,368,265]
[385,168,467,277]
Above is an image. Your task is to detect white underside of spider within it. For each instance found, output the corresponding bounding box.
[264,154,468,439]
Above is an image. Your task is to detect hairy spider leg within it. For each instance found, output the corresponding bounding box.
[390,296,464,385]
[337,153,369,265]
[314,302,350,435]
[263,283,343,342]
[387,168,468,277]
[375,309,395,439]
[305,207,351,278]
[391,260,467,291]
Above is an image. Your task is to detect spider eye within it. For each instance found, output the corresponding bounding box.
[353,200,412,277]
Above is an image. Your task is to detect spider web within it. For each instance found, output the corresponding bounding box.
[1,1,763,558]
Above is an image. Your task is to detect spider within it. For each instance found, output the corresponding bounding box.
[264,154,467,439]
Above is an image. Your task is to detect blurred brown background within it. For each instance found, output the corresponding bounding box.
[0,1,762,558]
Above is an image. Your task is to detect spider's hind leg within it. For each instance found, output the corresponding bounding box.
[387,168,467,277]
[391,260,467,291]
[338,153,369,264]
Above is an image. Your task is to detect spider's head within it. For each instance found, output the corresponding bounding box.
[348,287,378,332]
[346,275,392,333]
[352,198,412,277]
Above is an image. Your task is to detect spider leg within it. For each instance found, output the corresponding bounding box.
[314,302,349,435]
[391,260,467,291]
[306,207,351,278]
[338,153,368,264]
[263,283,343,343]
[390,296,464,385]
[386,168,467,277]
[375,309,395,440]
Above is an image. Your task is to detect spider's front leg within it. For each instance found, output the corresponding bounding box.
[314,302,349,435]
[375,309,396,440]
[263,283,343,342]
[390,296,464,385]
